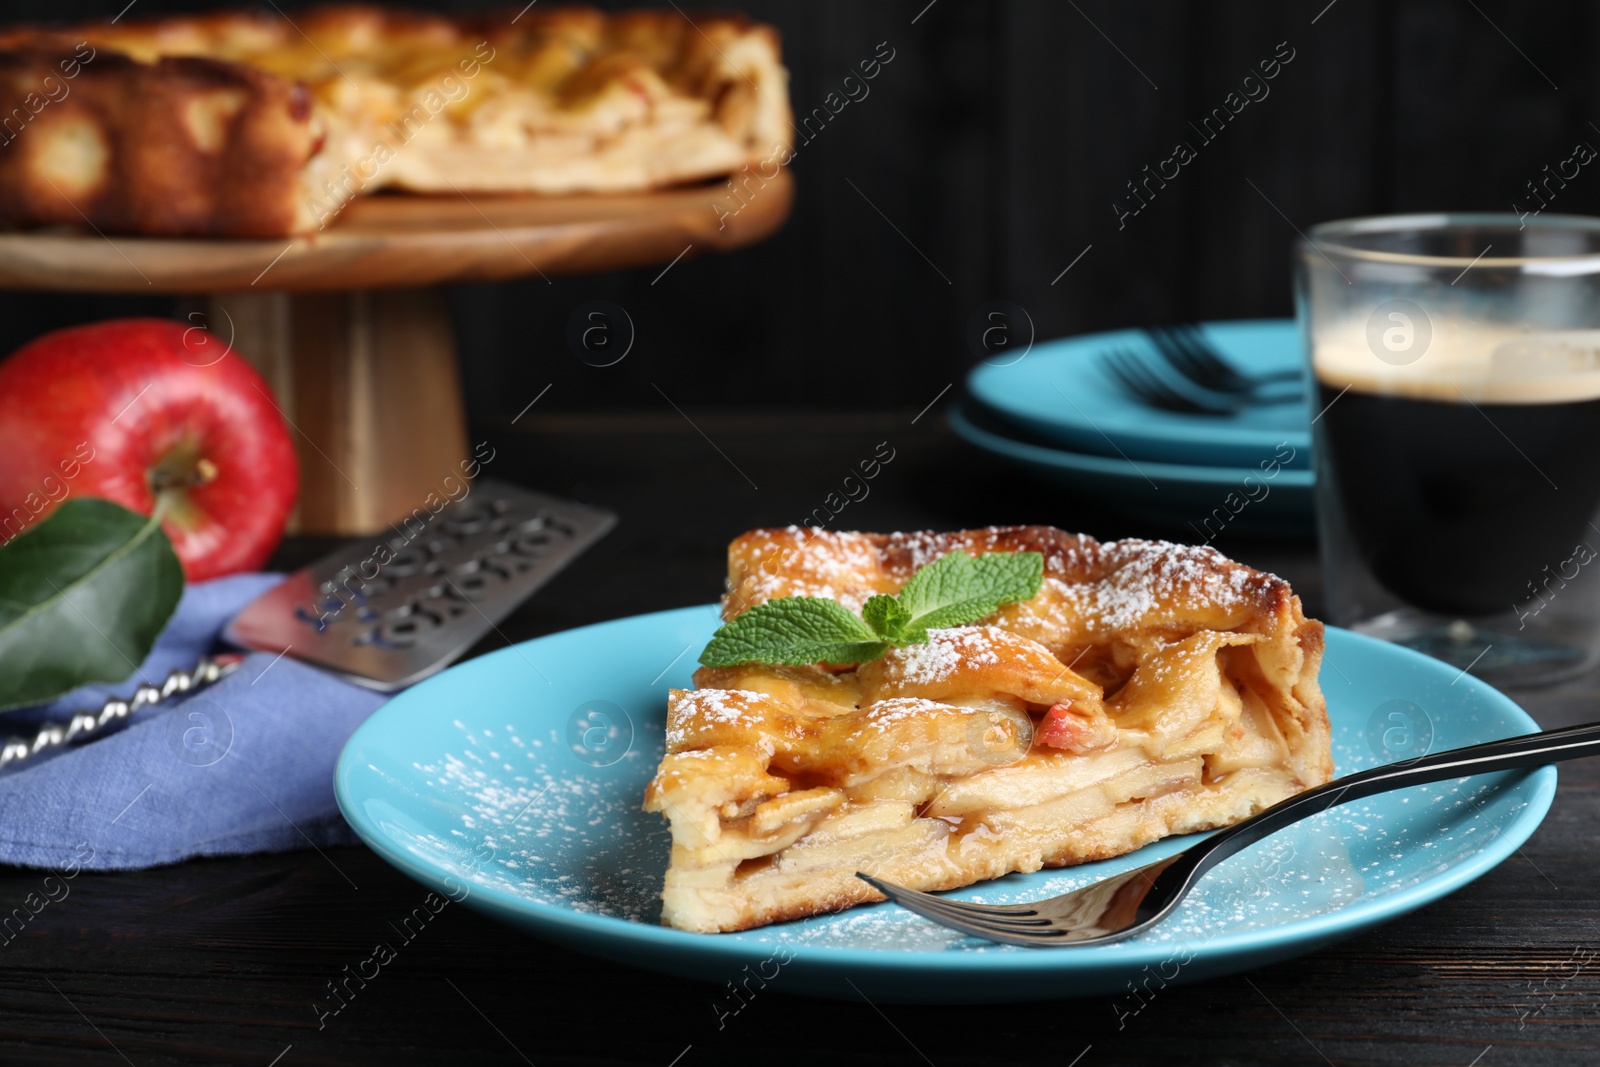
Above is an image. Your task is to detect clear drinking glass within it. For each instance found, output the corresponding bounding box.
[1296,213,1600,687]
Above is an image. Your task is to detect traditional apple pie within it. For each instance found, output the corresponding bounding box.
[644,525,1332,933]
[0,5,789,236]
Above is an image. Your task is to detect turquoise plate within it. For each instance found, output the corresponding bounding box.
[335,605,1554,1003]
[967,319,1309,468]
[949,402,1314,536]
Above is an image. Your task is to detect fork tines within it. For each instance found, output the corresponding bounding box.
[1101,345,1242,415]
[856,873,1071,945]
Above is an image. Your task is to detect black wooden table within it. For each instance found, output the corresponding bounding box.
[3,412,1596,1066]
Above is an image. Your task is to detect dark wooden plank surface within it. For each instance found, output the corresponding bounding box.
[1,414,1596,1067]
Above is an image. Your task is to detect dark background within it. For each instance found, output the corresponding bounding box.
[5,7,1600,1064]
[1,0,1596,422]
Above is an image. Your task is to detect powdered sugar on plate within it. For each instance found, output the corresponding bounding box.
[368,694,1535,954]
[384,720,669,924]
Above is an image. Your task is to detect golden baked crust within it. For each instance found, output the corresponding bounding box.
[644,526,1333,933]
[0,6,790,236]
[0,45,316,237]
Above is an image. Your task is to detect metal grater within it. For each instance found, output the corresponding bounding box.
[223,480,615,690]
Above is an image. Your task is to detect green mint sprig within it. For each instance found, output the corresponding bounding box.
[698,550,1043,668]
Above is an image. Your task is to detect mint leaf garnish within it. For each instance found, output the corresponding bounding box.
[891,550,1044,642]
[861,593,910,638]
[698,550,1043,668]
[699,597,887,667]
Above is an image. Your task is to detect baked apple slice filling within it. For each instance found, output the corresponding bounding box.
[644,526,1331,934]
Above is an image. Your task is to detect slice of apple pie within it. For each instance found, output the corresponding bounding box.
[643,525,1332,934]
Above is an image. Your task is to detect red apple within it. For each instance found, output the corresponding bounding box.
[0,318,298,581]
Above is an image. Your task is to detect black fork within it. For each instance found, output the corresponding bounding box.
[1146,324,1303,395]
[1100,345,1247,415]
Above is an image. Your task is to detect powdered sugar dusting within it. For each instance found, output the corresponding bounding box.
[892,626,1004,684]
[666,689,768,748]
[733,528,1279,639]
[893,530,980,570]
[384,720,668,924]
[860,697,948,733]
[1063,539,1269,633]
[729,526,885,612]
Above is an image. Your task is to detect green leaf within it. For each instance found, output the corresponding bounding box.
[699,597,886,667]
[696,550,1045,668]
[894,550,1044,640]
[0,498,184,711]
[861,594,911,640]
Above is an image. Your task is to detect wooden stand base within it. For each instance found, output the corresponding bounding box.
[209,289,469,535]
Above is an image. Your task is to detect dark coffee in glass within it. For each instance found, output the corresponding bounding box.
[1298,214,1600,686]
[1316,380,1600,617]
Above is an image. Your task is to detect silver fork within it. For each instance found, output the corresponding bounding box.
[857,720,1600,947]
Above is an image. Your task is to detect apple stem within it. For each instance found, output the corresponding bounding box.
[149,456,218,493]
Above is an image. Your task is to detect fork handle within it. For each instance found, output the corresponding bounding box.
[1181,719,1600,882]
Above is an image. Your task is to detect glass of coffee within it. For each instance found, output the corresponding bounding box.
[1297,213,1600,687]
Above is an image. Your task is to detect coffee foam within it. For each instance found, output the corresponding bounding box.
[1312,321,1600,404]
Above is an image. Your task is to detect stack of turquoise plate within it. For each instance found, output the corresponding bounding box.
[954,319,1314,536]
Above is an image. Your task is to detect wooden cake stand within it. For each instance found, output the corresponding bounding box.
[0,170,792,533]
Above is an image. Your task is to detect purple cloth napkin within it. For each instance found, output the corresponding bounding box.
[0,574,388,870]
